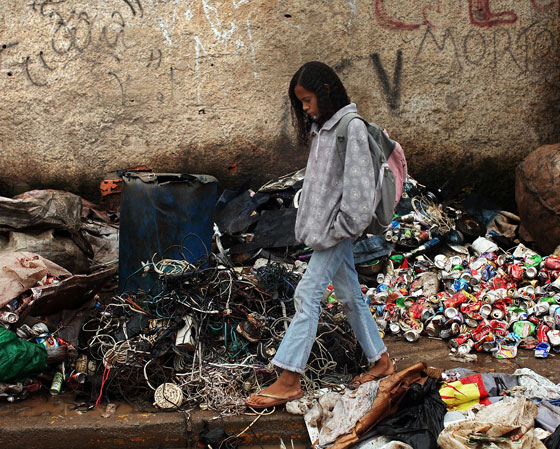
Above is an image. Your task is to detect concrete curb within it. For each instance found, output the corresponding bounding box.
[1,404,309,449]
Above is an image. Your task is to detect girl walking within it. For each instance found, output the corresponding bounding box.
[246,61,393,409]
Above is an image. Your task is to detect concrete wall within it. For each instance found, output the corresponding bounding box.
[1,1,559,204]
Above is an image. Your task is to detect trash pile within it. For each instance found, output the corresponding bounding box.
[366,233,560,361]
[1,173,559,425]
[292,363,560,449]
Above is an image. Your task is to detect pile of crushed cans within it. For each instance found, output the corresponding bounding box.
[353,222,560,359]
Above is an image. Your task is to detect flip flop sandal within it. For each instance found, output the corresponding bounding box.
[348,359,396,390]
[245,391,304,409]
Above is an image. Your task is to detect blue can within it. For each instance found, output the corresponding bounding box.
[376,283,389,293]
[452,278,469,293]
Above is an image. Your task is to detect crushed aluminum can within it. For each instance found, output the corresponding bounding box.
[434,254,449,270]
[482,292,495,304]
[469,271,482,286]
[425,319,441,337]
[32,323,49,336]
[535,301,550,316]
[548,330,560,347]
[508,264,524,282]
[538,324,550,343]
[494,343,518,359]
[0,311,18,324]
[449,334,471,348]
[479,304,492,319]
[518,285,536,298]
[465,318,479,328]
[513,321,536,338]
[525,266,538,279]
[375,318,387,331]
[388,323,401,335]
[545,256,560,270]
[491,308,505,320]
[421,307,435,321]
[449,322,461,336]
[535,342,551,358]
[444,307,459,319]
[449,255,463,267]
[554,306,560,326]
[457,339,475,355]
[489,320,508,335]
[404,329,420,342]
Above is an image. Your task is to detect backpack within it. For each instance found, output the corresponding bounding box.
[335,112,408,235]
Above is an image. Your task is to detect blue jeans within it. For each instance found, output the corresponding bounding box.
[272,239,387,374]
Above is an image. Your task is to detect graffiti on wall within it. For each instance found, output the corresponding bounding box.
[414,21,558,75]
[1,0,558,114]
[2,0,262,108]
[374,0,560,29]
[370,0,558,112]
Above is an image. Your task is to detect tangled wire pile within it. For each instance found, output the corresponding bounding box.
[79,257,361,415]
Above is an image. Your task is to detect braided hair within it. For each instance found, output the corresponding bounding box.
[289,61,351,147]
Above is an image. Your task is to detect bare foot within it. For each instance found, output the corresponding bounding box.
[246,370,302,408]
[350,352,394,388]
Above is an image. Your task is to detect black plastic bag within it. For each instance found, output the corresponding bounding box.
[544,423,560,449]
[198,420,240,449]
[358,377,447,449]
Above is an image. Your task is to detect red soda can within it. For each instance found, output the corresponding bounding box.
[409,303,425,320]
[493,300,508,313]
[490,277,507,290]
[488,320,508,336]
[537,324,550,343]
[449,333,471,348]
[538,269,550,282]
[460,302,481,314]
[508,264,524,282]
[471,323,490,342]
[544,256,560,270]
[444,291,468,309]
[474,333,494,351]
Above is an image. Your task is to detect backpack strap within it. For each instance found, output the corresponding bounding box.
[335,112,367,164]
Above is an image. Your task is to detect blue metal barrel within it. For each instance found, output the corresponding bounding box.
[118,172,218,293]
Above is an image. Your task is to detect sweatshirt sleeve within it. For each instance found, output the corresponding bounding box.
[332,119,376,240]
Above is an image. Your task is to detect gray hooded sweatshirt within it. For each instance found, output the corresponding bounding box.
[295,103,376,251]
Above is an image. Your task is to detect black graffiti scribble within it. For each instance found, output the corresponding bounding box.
[51,10,92,55]
[103,11,126,49]
[1,42,19,53]
[28,0,66,17]
[24,55,47,86]
[122,0,143,17]
[147,48,162,68]
[415,27,463,70]
[39,50,56,70]
[370,50,403,111]
[108,71,126,105]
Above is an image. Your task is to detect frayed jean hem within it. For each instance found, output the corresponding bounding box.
[271,359,306,375]
[366,347,388,366]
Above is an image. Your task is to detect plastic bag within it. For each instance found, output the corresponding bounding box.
[0,328,47,382]
[358,377,447,449]
[544,423,560,449]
